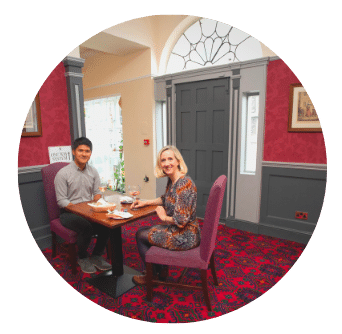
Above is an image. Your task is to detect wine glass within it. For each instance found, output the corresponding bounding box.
[128,185,141,210]
[99,180,108,200]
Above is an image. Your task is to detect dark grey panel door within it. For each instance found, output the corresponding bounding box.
[176,78,230,218]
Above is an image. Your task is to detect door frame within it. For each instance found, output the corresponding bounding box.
[154,56,270,223]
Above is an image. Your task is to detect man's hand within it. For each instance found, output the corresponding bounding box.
[94,194,101,202]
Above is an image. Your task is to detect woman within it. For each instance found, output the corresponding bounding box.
[131,145,200,285]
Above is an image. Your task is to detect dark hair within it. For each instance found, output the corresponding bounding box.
[72,137,93,151]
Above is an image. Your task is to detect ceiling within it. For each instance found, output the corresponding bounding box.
[79,32,149,59]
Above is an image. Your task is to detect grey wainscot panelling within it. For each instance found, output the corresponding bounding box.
[258,162,327,243]
[224,163,326,244]
[18,165,51,250]
[259,163,327,243]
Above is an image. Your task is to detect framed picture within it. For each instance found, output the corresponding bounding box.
[288,83,321,132]
[22,94,42,137]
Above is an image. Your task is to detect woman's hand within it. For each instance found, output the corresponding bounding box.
[130,199,146,210]
[156,206,168,222]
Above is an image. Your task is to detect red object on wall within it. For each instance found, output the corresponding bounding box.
[144,139,150,145]
[263,59,327,164]
[18,62,71,167]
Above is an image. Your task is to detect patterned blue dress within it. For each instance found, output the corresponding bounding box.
[148,175,201,251]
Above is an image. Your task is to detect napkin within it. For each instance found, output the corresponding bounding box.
[88,198,113,207]
[107,209,133,218]
[97,198,109,205]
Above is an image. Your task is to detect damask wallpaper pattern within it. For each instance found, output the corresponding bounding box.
[18,62,71,167]
[263,59,326,164]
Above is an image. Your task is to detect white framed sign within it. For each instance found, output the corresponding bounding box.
[48,146,73,163]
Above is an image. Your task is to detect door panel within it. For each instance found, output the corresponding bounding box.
[176,78,230,218]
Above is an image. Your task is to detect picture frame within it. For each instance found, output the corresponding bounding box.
[22,93,42,137]
[288,83,321,132]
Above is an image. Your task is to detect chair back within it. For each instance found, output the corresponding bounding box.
[200,175,227,264]
[41,162,69,221]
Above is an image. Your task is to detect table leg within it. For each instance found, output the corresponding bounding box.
[110,226,124,276]
[86,226,140,298]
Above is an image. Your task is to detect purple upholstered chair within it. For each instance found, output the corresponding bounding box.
[41,162,79,274]
[145,174,227,311]
[42,162,111,275]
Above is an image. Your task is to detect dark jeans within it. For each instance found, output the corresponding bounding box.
[136,226,166,276]
[60,209,110,259]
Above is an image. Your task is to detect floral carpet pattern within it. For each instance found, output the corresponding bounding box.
[42,215,306,323]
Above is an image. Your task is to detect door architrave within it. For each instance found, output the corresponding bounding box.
[155,57,270,222]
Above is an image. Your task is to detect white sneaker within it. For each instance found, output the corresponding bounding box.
[77,258,97,274]
[89,256,111,271]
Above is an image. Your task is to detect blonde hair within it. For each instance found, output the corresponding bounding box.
[154,145,188,178]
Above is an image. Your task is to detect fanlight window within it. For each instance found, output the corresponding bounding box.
[166,18,262,73]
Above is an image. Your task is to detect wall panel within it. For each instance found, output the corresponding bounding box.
[259,165,326,243]
[18,169,51,250]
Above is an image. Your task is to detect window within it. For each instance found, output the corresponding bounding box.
[155,101,167,154]
[240,93,259,175]
[167,18,262,73]
[84,95,125,191]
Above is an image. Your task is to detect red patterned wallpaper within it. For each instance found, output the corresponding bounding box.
[263,59,326,164]
[18,62,71,167]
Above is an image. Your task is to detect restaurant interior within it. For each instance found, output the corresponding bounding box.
[17,14,327,324]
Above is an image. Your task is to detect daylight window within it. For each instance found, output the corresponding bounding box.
[84,95,124,191]
[167,18,262,74]
[155,101,167,154]
[240,93,259,175]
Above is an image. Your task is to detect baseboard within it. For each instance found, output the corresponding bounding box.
[224,218,311,244]
[258,223,312,244]
[31,225,51,240]
[35,235,52,250]
[224,218,259,234]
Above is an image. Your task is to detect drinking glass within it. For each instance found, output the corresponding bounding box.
[128,185,141,210]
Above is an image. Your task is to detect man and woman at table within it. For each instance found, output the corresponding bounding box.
[55,137,200,284]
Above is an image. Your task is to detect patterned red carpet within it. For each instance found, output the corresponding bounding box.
[42,215,306,323]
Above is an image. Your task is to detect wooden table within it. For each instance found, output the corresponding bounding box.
[65,200,157,298]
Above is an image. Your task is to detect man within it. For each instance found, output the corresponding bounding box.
[54,137,111,274]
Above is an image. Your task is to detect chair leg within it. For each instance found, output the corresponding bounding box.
[209,252,219,286]
[146,263,154,302]
[177,268,188,283]
[51,232,57,258]
[69,243,78,275]
[200,269,212,312]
